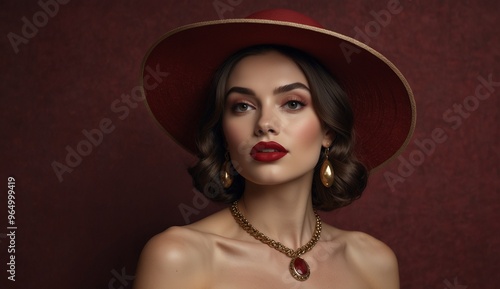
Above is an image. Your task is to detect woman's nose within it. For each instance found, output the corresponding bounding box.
[254,106,280,136]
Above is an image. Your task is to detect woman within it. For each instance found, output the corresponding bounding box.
[134,9,415,289]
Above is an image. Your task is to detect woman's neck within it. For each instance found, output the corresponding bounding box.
[238,176,318,249]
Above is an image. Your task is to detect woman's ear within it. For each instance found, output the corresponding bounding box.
[322,129,335,147]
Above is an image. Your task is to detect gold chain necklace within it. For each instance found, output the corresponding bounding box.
[230,200,322,281]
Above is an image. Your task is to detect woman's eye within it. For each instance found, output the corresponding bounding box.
[284,100,304,110]
[232,103,253,112]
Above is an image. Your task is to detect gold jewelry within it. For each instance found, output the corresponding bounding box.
[320,147,334,187]
[230,201,322,281]
[220,153,233,189]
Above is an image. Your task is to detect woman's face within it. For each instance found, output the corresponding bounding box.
[222,51,333,186]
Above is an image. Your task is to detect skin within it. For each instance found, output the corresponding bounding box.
[133,51,399,289]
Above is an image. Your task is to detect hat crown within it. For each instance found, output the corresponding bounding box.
[245,9,324,28]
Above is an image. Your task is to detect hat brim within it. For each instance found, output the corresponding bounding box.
[141,19,416,171]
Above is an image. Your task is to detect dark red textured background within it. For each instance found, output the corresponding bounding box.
[0,0,498,288]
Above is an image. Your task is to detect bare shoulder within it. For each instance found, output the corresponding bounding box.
[133,209,235,289]
[133,226,211,289]
[321,224,399,289]
[344,230,399,289]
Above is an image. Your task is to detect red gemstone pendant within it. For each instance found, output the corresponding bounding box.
[289,256,310,281]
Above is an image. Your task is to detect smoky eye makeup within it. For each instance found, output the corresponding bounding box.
[280,95,309,111]
[225,94,256,113]
[230,102,254,113]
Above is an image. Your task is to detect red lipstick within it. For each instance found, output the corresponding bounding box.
[250,141,288,162]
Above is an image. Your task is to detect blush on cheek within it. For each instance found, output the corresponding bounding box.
[292,117,324,146]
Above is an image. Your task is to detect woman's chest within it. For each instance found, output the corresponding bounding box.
[207,240,372,289]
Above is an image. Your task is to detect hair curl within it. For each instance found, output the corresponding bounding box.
[188,45,368,211]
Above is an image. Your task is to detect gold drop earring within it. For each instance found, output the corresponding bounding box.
[220,152,233,189]
[320,146,334,187]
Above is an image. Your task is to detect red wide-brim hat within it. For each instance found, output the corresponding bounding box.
[141,9,416,171]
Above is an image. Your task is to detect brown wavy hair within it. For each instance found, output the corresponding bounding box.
[188,45,368,211]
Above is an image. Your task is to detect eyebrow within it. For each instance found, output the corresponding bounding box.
[225,82,310,98]
[273,82,310,94]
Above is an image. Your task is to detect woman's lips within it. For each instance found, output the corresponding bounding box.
[250,141,288,162]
